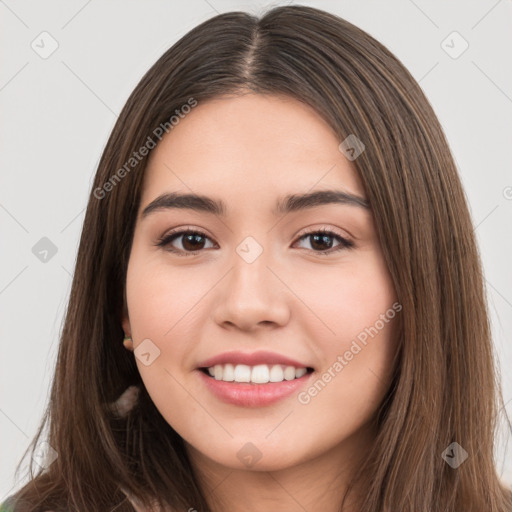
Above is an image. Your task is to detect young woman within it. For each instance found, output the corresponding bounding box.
[2,4,511,512]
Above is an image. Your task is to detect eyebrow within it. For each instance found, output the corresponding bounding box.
[141,189,370,220]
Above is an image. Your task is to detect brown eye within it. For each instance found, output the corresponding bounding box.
[294,228,354,255]
[157,230,215,256]
[156,227,354,257]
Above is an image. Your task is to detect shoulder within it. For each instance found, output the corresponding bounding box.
[0,496,56,512]
[0,498,14,511]
[120,488,145,512]
[1,494,133,512]
[0,496,24,512]
[120,488,178,512]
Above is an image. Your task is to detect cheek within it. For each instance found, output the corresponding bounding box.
[125,249,209,340]
[125,255,201,426]
[296,309,398,451]
[294,252,398,412]
[293,250,397,345]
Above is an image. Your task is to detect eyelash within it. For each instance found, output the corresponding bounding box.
[155,226,354,257]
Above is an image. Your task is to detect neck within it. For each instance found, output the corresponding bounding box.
[185,423,375,512]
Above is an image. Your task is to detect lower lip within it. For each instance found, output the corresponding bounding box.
[197,369,313,407]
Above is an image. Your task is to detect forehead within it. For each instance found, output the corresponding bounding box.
[140,93,365,212]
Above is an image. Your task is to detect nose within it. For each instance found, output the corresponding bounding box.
[212,246,291,332]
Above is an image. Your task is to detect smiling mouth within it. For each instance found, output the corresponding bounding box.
[199,364,314,384]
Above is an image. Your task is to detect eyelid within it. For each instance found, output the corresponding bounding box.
[155,225,218,254]
[292,226,354,252]
[155,224,354,255]
[294,225,352,243]
[160,225,214,241]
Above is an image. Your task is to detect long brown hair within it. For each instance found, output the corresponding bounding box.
[5,5,511,511]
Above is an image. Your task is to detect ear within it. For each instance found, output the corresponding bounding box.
[121,307,134,352]
[121,300,131,338]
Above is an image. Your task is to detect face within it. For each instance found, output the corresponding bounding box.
[122,93,399,472]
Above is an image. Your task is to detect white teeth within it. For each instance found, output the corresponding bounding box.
[295,367,307,378]
[234,364,251,382]
[223,363,235,381]
[205,363,310,383]
[251,364,269,384]
[269,365,284,382]
[283,366,296,381]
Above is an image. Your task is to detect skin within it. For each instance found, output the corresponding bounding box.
[122,93,399,512]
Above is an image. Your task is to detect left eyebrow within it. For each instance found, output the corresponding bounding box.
[140,189,370,220]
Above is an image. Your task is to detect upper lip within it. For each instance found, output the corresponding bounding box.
[197,350,312,369]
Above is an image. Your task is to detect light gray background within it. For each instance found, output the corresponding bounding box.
[1,0,511,501]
